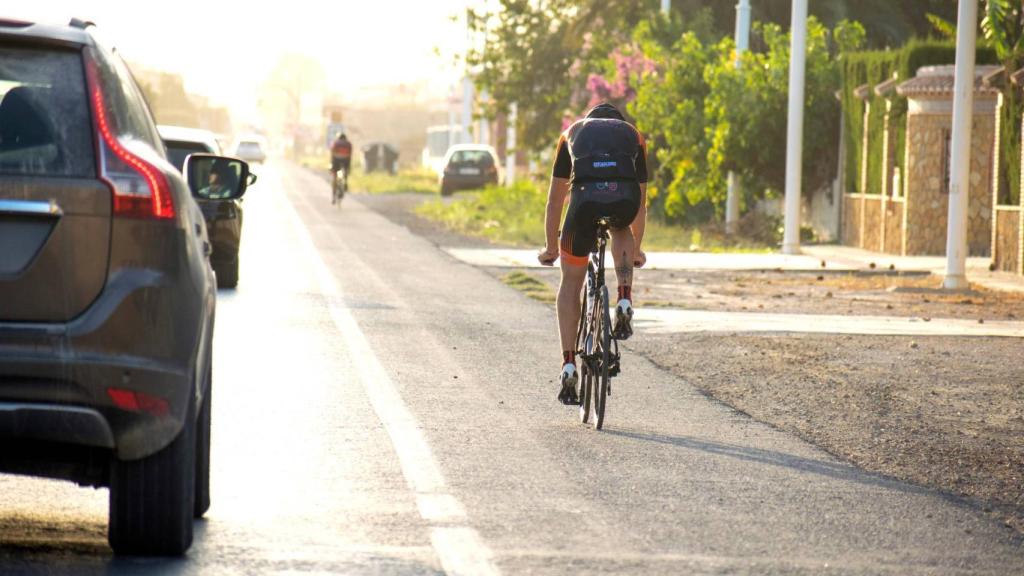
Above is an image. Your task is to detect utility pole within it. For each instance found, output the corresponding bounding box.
[506,103,517,184]
[943,0,979,289]
[726,0,751,234]
[447,87,458,151]
[461,77,474,144]
[479,90,490,146]
[781,0,808,255]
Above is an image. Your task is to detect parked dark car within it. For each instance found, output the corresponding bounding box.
[439,144,500,196]
[0,18,250,555]
[160,125,251,288]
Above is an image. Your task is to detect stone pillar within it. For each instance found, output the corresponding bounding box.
[991,92,1002,268]
[880,98,892,251]
[902,114,911,255]
[859,99,871,248]
[1019,113,1024,275]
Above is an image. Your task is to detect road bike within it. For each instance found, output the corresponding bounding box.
[331,167,347,206]
[574,217,621,430]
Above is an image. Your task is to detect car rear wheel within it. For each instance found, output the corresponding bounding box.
[194,360,212,518]
[217,258,239,289]
[108,395,196,555]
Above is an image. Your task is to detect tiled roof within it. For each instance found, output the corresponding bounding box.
[874,77,900,97]
[896,65,1002,97]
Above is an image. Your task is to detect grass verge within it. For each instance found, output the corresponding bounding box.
[501,271,555,303]
[349,168,438,195]
[416,181,773,253]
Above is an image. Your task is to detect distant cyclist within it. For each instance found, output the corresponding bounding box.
[330,131,353,177]
[537,102,648,405]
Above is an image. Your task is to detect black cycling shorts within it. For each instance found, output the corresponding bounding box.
[559,180,640,266]
[332,157,351,173]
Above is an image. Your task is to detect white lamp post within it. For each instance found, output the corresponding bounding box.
[942,0,979,290]
[506,103,517,184]
[781,0,808,255]
[726,0,752,234]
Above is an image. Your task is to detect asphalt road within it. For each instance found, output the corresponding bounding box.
[0,161,1021,575]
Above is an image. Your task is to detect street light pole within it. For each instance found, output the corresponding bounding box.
[781,0,808,255]
[943,0,979,290]
[726,0,752,234]
[462,77,474,144]
[506,103,517,184]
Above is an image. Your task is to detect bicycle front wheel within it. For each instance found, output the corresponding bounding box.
[576,292,592,424]
[593,286,611,430]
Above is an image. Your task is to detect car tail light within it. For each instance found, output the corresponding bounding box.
[107,388,170,418]
[84,56,174,220]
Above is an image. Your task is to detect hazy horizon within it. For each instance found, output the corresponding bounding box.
[13,1,486,124]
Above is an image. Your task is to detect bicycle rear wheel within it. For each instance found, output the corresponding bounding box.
[593,286,611,429]
[576,293,592,423]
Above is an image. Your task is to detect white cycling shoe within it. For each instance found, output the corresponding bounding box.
[557,363,579,405]
[613,299,634,340]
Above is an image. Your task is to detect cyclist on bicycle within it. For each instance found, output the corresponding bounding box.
[537,102,648,405]
[331,131,353,176]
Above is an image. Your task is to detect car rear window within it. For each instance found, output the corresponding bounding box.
[450,150,494,166]
[164,140,213,172]
[0,46,94,177]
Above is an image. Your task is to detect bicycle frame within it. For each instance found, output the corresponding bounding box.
[578,218,620,375]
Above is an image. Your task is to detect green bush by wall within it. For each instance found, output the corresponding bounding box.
[840,40,998,196]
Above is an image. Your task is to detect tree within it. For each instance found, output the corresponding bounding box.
[629,28,715,222]
[703,19,858,216]
[467,0,653,154]
[982,0,1024,204]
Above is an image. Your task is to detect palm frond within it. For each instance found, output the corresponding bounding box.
[925,13,957,40]
[982,0,1012,61]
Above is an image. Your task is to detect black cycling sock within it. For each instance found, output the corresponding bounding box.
[618,285,632,302]
[562,350,575,366]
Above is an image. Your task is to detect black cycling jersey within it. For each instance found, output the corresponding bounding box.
[552,117,648,185]
[552,116,648,265]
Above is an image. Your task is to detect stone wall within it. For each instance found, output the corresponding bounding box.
[884,198,905,254]
[993,208,1021,273]
[862,196,883,252]
[904,112,994,256]
[843,194,862,247]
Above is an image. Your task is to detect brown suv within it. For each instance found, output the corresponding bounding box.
[0,18,249,555]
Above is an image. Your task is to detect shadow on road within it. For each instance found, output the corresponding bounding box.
[0,516,197,575]
[603,428,937,497]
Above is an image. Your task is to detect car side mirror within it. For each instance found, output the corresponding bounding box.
[185,154,251,200]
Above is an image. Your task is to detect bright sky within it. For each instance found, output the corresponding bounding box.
[17,1,486,118]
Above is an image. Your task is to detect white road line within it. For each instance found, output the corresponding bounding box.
[273,172,499,576]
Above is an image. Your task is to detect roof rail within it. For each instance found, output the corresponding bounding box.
[68,18,95,29]
[0,18,33,28]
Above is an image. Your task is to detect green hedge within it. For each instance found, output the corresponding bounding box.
[840,40,998,195]
[999,88,1022,206]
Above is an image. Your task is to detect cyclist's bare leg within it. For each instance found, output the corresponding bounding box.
[610,227,636,339]
[557,260,587,355]
[610,227,635,295]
